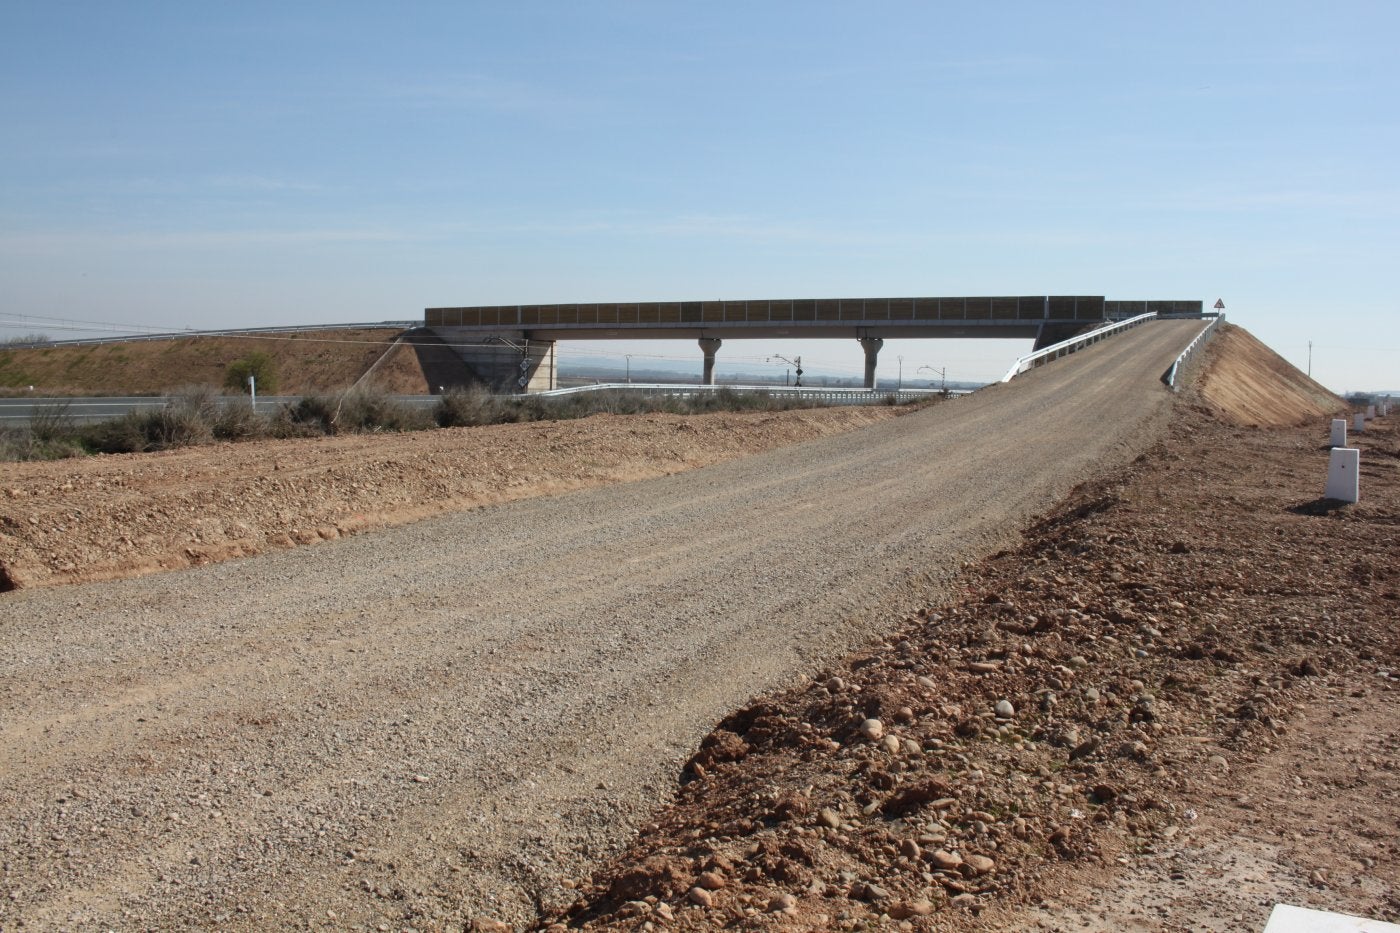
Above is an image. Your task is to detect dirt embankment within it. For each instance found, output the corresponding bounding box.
[1195,323,1346,427]
[548,340,1397,931]
[0,328,428,395]
[0,405,906,591]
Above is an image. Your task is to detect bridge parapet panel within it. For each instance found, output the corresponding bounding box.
[424,295,1130,334]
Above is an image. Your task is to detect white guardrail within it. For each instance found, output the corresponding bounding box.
[0,386,961,425]
[1163,314,1224,390]
[1000,312,1158,383]
[535,383,961,403]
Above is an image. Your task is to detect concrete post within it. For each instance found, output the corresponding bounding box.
[1354,412,1366,434]
[698,337,722,386]
[860,337,884,389]
[1324,447,1359,503]
[1330,418,1347,448]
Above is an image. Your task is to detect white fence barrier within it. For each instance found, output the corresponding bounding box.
[1001,313,1158,383]
[1163,315,1224,390]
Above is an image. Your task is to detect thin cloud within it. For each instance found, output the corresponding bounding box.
[0,227,415,255]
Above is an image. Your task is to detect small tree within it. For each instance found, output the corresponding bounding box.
[224,351,279,395]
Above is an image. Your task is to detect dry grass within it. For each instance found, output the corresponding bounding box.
[0,329,422,396]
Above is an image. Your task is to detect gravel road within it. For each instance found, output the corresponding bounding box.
[0,320,1202,930]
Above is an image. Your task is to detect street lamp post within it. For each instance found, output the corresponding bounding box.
[767,354,803,387]
[918,365,946,392]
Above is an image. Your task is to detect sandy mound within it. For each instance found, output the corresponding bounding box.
[1196,324,1345,427]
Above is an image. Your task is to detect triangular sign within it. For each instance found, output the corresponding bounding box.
[1213,299,1225,309]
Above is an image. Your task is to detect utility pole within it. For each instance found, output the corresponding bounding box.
[918,365,946,393]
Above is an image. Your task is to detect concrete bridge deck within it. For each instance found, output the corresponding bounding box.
[424,295,1201,392]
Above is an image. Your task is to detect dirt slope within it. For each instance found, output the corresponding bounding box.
[1195,323,1345,426]
[0,328,428,395]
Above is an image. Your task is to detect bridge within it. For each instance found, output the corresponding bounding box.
[425,295,1201,391]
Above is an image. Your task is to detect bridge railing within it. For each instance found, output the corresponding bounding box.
[428,296,1108,329]
[1000,312,1158,383]
[1163,314,1224,390]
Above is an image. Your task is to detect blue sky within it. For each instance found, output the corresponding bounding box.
[1,1,1396,388]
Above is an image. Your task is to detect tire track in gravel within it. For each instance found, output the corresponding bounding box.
[0,320,1203,930]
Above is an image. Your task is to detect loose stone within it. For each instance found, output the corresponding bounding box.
[697,870,725,890]
[929,849,963,870]
[964,854,996,875]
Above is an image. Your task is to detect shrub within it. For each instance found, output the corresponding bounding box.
[29,401,75,444]
[224,351,279,395]
[81,389,221,453]
[274,395,338,435]
[435,386,505,427]
[274,388,431,436]
[335,388,432,433]
[212,399,268,440]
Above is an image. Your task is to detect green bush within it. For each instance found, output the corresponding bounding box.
[224,351,279,395]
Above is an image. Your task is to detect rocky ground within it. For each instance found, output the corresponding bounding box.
[549,404,1398,932]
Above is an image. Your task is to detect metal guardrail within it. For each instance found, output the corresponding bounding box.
[1000,312,1158,382]
[0,395,445,425]
[1163,315,1224,390]
[535,383,961,403]
[0,322,420,351]
[0,385,959,425]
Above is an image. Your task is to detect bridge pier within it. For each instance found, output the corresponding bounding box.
[859,337,884,389]
[699,337,722,385]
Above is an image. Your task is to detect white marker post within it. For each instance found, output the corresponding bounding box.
[1324,448,1359,503]
[248,374,257,412]
[1367,404,1377,420]
[1354,412,1366,434]
[1330,418,1346,448]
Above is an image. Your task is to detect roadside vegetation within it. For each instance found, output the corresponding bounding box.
[0,385,905,462]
